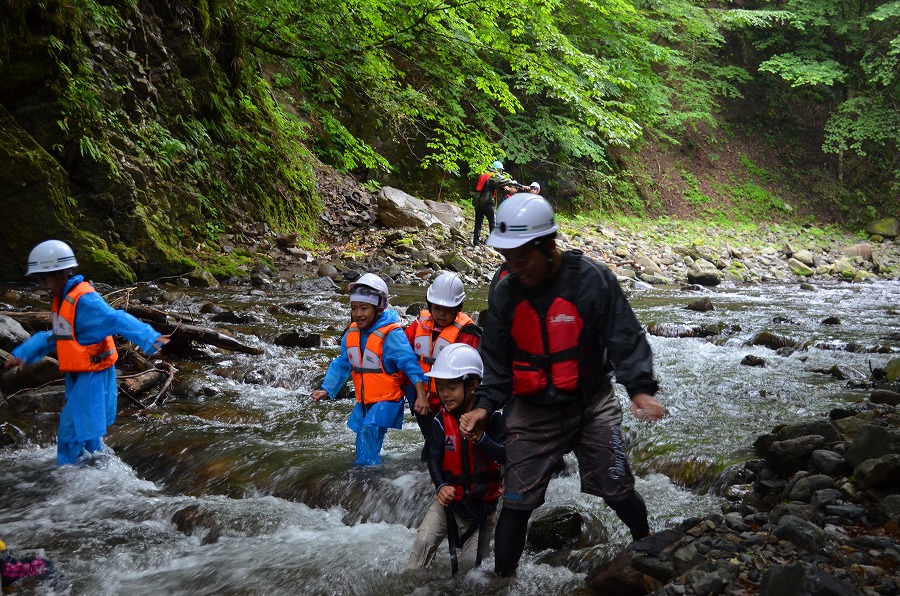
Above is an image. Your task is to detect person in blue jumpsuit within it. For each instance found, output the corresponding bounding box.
[312,273,427,465]
[3,240,168,465]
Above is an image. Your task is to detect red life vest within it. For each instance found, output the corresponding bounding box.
[474,172,492,192]
[441,409,502,503]
[508,253,589,398]
[346,322,405,404]
[51,281,118,373]
[413,310,475,408]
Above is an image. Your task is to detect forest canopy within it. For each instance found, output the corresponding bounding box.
[231,0,899,199]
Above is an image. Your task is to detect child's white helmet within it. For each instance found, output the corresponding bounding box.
[26,240,78,275]
[425,344,483,379]
[348,273,389,309]
[487,193,558,250]
[426,272,465,307]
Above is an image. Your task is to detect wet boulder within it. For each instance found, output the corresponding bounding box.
[747,331,797,350]
[686,297,714,312]
[0,315,30,352]
[866,217,899,239]
[686,259,721,286]
[526,505,607,551]
[854,454,900,490]
[171,504,222,545]
[741,355,766,367]
[765,435,826,474]
[273,331,321,348]
[844,424,900,468]
[760,562,856,595]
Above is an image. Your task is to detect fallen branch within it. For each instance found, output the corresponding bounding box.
[150,362,176,406]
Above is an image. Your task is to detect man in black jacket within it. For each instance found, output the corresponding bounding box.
[460,193,666,577]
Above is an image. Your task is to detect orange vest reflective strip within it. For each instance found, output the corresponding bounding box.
[346,322,404,404]
[440,409,501,503]
[412,311,474,406]
[52,281,118,373]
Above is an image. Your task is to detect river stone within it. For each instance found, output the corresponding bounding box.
[686,297,714,312]
[870,389,900,406]
[844,424,896,467]
[759,562,857,596]
[766,435,825,473]
[884,358,900,381]
[787,257,815,276]
[273,331,321,348]
[686,259,721,286]
[854,454,900,489]
[585,549,647,595]
[793,250,816,266]
[775,420,841,443]
[526,505,607,550]
[423,199,464,228]
[866,217,900,239]
[377,187,443,228]
[0,315,30,352]
[810,450,847,475]
[773,515,827,551]
[787,474,834,502]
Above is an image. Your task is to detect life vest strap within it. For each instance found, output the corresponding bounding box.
[90,349,115,364]
[418,354,436,365]
[350,365,383,374]
[512,345,580,366]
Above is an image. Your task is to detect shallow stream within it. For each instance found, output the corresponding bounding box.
[1,279,897,594]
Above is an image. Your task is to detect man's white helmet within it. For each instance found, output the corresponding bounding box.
[426,272,465,308]
[425,343,483,380]
[348,272,389,309]
[529,181,541,192]
[26,240,78,275]
[487,193,558,250]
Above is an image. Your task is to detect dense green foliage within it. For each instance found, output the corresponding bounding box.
[233,0,897,208]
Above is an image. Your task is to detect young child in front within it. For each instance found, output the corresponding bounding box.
[405,272,481,458]
[407,344,505,573]
[312,273,427,465]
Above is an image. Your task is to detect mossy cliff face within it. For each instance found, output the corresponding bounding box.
[0,0,318,283]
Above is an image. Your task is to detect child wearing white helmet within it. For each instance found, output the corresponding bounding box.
[312,273,428,465]
[407,344,505,574]
[404,271,482,459]
[3,240,169,466]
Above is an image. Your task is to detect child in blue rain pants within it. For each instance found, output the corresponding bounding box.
[3,240,168,465]
[312,273,427,465]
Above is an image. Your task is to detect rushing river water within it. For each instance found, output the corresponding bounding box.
[1,278,898,595]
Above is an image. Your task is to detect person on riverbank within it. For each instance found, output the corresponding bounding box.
[312,273,427,465]
[405,272,481,460]
[407,344,505,573]
[459,194,666,577]
[472,161,516,246]
[3,240,169,466]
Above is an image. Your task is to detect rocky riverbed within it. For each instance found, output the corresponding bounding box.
[211,173,900,293]
[587,396,900,596]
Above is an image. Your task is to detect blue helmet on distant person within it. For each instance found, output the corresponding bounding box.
[492,160,504,171]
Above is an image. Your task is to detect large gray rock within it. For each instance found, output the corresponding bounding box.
[854,454,900,489]
[844,424,900,467]
[377,187,444,229]
[423,199,464,228]
[760,562,857,596]
[0,315,30,352]
[686,258,721,286]
[866,217,899,239]
[773,515,827,552]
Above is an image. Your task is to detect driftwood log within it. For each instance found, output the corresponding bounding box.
[0,307,263,355]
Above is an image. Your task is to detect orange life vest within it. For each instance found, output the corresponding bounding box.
[51,281,118,373]
[441,409,501,503]
[509,252,588,399]
[413,310,475,408]
[346,322,404,404]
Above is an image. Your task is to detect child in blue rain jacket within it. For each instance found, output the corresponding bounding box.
[3,240,168,465]
[312,273,427,465]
